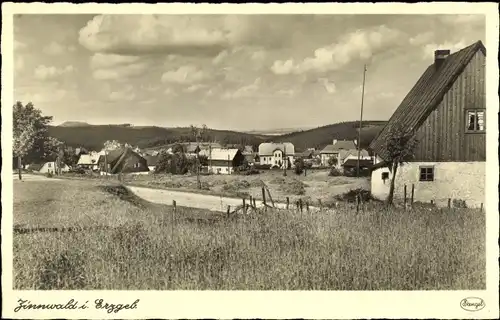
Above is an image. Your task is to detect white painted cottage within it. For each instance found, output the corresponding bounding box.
[370,41,486,208]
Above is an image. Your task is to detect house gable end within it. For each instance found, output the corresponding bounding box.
[370,40,485,161]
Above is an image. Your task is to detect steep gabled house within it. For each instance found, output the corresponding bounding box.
[319,139,358,166]
[370,41,486,208]
[258,142,295,169]
[200,148,245,174]
[97,147,149,174]
[144,155,159,172]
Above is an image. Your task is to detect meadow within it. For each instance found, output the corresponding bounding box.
[121,169,370,205]
[13,179,485,290]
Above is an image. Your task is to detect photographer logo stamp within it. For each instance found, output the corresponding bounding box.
[460,297,485,312]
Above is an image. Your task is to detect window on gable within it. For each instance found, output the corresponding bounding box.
[419,166,434,182]
[381,172,389,180]
[466,109,485,132]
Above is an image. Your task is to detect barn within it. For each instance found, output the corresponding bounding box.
[369,41,486,208]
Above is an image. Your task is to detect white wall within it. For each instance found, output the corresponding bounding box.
[371,162,485,208]
[39,162,70,174]
[213,165,232,174]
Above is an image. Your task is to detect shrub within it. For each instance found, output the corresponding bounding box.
[46,171,53,178]
[329,167,342,176]
[335,188,372,203]
[254,164,271,170]
[453,199,468,208]
[280,179,306,195]
[294,158,305,175]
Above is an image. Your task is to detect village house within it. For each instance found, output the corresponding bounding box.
[258,142,295,168]
[320,139,361,167]
[342,159,373,176]
[144,155,159,172]
[28,161,70,174]
[370,41,486,208]
[76,151,102,171]
[241,145,257,165]
[97,147,149,174]
[200,148,245,174]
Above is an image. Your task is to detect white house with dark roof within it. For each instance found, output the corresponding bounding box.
[370,41,486,208]
[258,142,295,168]
[199,148,245,174]
[320,139,361,167]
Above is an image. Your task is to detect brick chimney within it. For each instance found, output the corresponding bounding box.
[434,49,450,69]
[332,139,337,145]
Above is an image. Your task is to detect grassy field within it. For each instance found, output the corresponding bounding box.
[120,169,370,205]
[13,179,485,290]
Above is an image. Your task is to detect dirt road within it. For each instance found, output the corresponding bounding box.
[12,174,61,181]
[13,174,318,213]
[127,185,318,213]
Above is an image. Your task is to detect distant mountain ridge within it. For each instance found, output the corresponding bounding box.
[48,120,387,152]
[58,121,92,127]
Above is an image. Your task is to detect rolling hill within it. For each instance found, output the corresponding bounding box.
[48,120,387,152]
[266,121,387,152]
[48,125,272,151]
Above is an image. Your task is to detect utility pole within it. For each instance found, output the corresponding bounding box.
[283,144,287,176]
[209,143,212,174]
[104,149,108,176]
[357,64,367,178]
[196,129,201,189]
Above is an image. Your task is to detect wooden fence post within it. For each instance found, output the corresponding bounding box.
[447,198,451,209]
[318,199,323,212]
[261,187,266,207]
[227,205,231,218]
[480,203,483,212]
[430,200,434,205]
[286,197,290,210]
[243,198,247,214]
[411,184,415,207]
[299,199,303,213]
[249,195,253,208]
[253,198,257,208]
[306,202,310,214]
[171,200,176,240]
[404,184,407,209]
[356,194,360,213]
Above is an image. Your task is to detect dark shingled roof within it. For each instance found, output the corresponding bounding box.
[320,140,357,153]
[369,40,486,161]
[343,159,373,168]
[144,155,159,166]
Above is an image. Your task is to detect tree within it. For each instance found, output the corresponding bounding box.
[62,146,79,168]
[104,140,123,151]
[13,101,52,180]
[384,124,419,205]
[43,137,65,175]
[294,158,305,175]
[328,156,338,167]
[171,143,184,154]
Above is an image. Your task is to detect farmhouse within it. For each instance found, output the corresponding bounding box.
[76,152,101,171]
[258,142,295,168]
[97,147,149,174]
[370,41,486,208]
[201,148,244,174]
[144,155,159,172]
[28,161,70,174]
[320,139,358,166]
[342,159,372,176]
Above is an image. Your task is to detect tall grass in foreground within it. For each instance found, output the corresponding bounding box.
[14,205,485,290]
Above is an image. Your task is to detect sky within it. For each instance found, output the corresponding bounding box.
[13,14,485,131]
